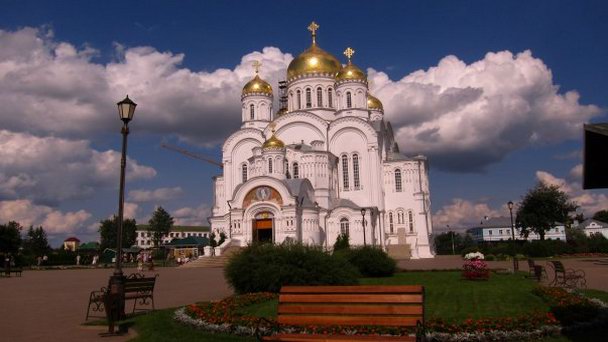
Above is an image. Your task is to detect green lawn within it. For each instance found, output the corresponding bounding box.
[360,271,547,321]
[580,288,608,303]
[127,309,254,342]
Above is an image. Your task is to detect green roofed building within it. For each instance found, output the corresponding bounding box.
[134,225,210,248]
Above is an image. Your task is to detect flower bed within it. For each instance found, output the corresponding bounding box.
[462,252,490,280]
[533,287,601,326]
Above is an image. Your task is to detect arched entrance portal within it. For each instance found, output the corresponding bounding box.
[253,211,274,242]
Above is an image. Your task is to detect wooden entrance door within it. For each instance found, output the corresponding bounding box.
[254,218,273,242]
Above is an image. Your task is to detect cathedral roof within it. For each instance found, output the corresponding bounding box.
[286,22,341,80]
[242,74,273,97]
[336,47,366,82]
[262,125,285,149]
[367,94,384,111]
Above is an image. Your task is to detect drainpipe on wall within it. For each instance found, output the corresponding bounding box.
[227,201,232,239]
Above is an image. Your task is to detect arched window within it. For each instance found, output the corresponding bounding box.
[297,90,302,109]
[397,210,403,224]
[268,158,273,173]
[293,162,299,179]
[249,104,255,120]
[341,155,349,190]
[389,212,394,233]
[316,87,323,107]
[408,210,414,232]
[352,154,360,190]
[346,92,352,108]
[395,169,402,192]
[242,164,248,183]
[328,88,333,108]
[340,218,350,236]
[306,88,312,108]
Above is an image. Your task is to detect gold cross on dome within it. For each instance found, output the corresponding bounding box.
[344,47,355,63]
[308,21,319,44]
[252,60,262,74]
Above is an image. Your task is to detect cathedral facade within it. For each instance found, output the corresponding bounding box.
[209,23,434,258]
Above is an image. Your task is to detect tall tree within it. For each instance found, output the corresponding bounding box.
[23,226,50,256]
[592,210,608,223]
[516,182,577,240]
[0,221,23,254]
[99,216,137,251]
[148,207,174,247]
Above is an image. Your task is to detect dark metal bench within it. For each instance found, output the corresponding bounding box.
[262,285,425,341]
[548,261,586,289]
[0,267,23,277]
[85,273,158,321]
[527,259,547,282]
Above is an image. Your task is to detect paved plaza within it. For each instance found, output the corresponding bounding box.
[1,257,607,341]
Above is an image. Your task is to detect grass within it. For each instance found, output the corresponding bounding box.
[580,288,608,302]
[127,309,254,342]
[360,271,548,321]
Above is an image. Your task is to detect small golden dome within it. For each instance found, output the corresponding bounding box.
[336,63,366,81]
[262,134,285,149]
[287,44,341,80]
[242,75,273,97]
[367,94,384,111]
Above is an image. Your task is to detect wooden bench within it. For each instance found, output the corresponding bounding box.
[0,267,23,277]
[261,285,425,341]
[85,273,158,321]
[548,261,586,289]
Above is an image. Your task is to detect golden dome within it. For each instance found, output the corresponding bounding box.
[242,75,273,97]
[286,44,341,80]
[336,63,366,81]
[263,124,285,149]
[367,94,384,111]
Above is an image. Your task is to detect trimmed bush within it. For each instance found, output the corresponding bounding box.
[333,233,350,251]
[336,246,396,277]
[225,242,359,293]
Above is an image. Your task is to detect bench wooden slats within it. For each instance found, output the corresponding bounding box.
[280,294,423,304]
[262,285,425,341]
[278,304,423,315]
[278,315,422,327]
[264,334,416,341]
[281,285,423,293]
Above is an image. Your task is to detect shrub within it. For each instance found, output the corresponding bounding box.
[225,242,359,293]
[333,233,350,251]
[336,246,396,277]
[485,254,496,261]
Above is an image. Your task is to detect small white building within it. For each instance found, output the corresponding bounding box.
[134,225,210,248]
[466,217,567,242]
[578,219,608,239]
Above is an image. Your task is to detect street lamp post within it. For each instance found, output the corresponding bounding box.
[508,201,519,272]
[104,95,137,335]
[360,208,367,246]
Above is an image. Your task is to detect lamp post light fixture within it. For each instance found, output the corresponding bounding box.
[104,95,137,335]
[360,208,367,246]
[507,200,518,272]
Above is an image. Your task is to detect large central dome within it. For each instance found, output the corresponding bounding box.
[287,44,341,80]
[286,22,341,81]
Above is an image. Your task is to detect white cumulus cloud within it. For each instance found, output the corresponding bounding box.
[370,50,602,172]
[432,198,505,229]
[128,187,183,203]
[0,130,156,204]
[0,199,91,235]
[172,203,211,226]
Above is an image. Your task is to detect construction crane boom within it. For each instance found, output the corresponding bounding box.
[161,143,223,168]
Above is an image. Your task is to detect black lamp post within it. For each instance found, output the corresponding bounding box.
[507,201,518,272]
[360,208,367,246]
[104,95,137,335]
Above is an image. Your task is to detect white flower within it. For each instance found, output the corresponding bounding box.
[464,252,485,260]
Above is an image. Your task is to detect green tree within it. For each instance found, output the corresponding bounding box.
[516,182,577,240]
[0,221,23,254]
[99,216,137,251]
[333,233,350,251]
[23,226,50,257]
[148,207,174,247]
[434,232,463,255]
[592,210,608,223]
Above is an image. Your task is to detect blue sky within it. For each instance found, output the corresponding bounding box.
[0,0,606,246]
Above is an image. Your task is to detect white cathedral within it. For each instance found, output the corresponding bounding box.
[209,22,434,258]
